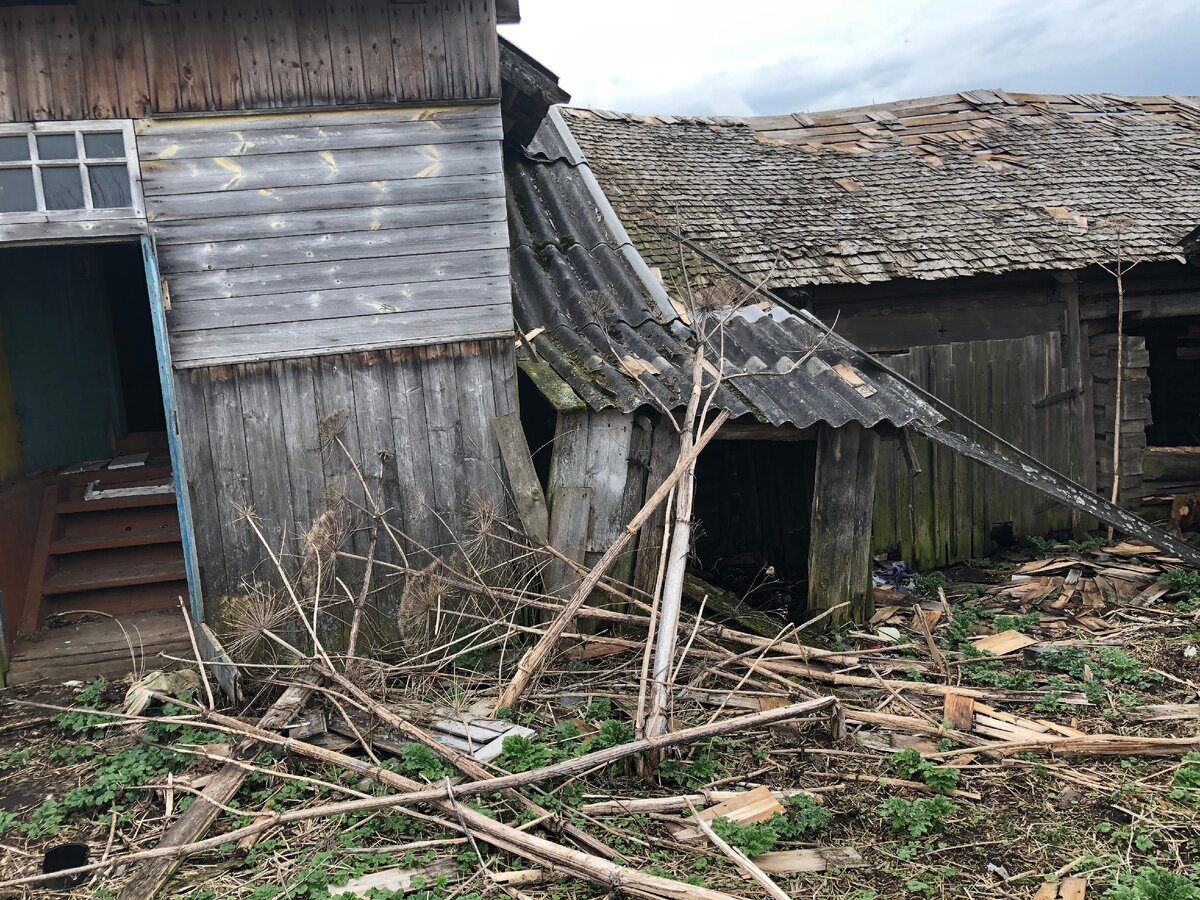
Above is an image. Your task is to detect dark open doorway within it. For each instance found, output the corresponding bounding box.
[691,437,817,622]
[1142,317,1200,448]
[0,241,185,657]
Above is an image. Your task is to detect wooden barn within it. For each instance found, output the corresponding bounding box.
[506,109,944,627]
[0,0,540,684]
[555,92,1200,569]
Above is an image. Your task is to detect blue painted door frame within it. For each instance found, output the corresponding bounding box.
[139,235,204,624]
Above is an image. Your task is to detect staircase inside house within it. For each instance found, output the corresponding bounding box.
[24,437,187,631]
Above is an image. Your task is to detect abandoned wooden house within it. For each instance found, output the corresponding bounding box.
[556,92,1200,570]
[1,3,1196,689]
[0,0,538,684]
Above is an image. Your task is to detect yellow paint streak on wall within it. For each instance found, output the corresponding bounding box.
[0,323,23,481]
[414,145,441,179]
[154,143,181,160]
[231,131,254,156]
[320,150,338,175]
[214,157,246,190]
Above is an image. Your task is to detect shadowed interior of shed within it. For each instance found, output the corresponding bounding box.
[691,438,817,623]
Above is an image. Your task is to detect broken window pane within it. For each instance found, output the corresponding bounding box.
[41,166,85,209]
[0,168,37,211]
[36,134,78,160]
[0,135,29,162]
[89,164,132,208]
[83,132,125,159]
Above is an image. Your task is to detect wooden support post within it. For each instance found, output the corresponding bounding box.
[807,422,880,625]
[491,412,550,544]
[1056,272,1097,530]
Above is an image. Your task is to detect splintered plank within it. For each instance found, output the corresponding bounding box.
[754,847,868,873]
[673,786,784,842]
[943,693,976,731]
[971,629,1039,656]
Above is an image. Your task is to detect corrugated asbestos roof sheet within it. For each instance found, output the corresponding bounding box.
[557,91,1200,287]
[506,111,944,430]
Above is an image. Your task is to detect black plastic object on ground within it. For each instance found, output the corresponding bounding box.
[42,843,88,888]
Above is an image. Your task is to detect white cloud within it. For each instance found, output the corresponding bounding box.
[501,0,1200,115]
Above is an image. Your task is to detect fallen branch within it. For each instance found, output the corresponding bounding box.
[116,681,315,900]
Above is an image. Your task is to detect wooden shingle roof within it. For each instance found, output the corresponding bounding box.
[559,91,1200,286]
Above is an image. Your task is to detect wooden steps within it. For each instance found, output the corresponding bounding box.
[44,546,187,595]
[51,527,183,555]
[19,439,186,635]
[6,609,192,686]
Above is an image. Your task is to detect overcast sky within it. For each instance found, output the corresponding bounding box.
[499,0,1199,116]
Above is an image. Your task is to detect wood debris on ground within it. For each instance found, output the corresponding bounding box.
[1,472,1198,899]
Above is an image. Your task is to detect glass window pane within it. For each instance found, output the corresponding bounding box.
[41,166,85,209]
[0,168,37,212]
[88,163,133,209]
[0,135,29,162]
[83,132,126,159]
[36,133,78,160]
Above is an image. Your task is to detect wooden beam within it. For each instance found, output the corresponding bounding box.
[491,411,549,543]
[18,483,58,636]
[714,422,816,442]
[117,682,314,900]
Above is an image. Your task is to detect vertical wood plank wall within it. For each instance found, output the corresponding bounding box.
[173,339,515,641]
[872,333,1087,569]
[0,0,500,122]
[137,104,511,366]
[545,408,647,589]
[809,422,879,620]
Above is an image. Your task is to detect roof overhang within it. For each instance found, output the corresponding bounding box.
[500,37,570,147]
[496,0,520,24]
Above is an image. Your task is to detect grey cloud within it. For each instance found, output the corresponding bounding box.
[572,0,1199,117]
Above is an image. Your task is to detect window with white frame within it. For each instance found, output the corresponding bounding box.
[0,121,142,219]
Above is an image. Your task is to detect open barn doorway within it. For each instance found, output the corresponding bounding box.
[0,241,187,679]
[690,435,817,623]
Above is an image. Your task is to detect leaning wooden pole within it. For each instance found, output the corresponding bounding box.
[496,406,732,712]
[645,350,706,740]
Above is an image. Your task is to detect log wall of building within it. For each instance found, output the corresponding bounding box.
[173,338,515,642]
[0,0,500,122]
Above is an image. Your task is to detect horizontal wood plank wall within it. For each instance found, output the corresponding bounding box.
[138,104,512,366]
[0,0,499,122]
[173,338,515,647]
[872,334,1086,569]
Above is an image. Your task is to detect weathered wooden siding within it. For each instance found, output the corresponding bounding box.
[0,0,500,122]
[810,421,878,620]
[544,408,647,592]
[174,338,515,640]
[137,104,511,366]
[873,334,1088,568]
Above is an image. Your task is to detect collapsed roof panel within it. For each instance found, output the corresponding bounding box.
[507,110,945,430]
